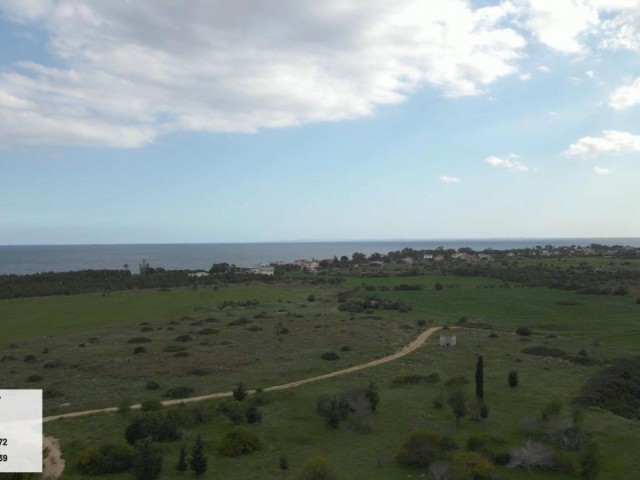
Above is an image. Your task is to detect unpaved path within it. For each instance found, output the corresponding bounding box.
[43,436,64,479]
[44,326,440,423]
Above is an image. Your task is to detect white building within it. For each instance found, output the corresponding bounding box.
[439,335,457,347]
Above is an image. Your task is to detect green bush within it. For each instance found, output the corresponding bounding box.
[515,326,532,336]
[321,351,340,360]
[145,381,160,390]
[133,346,147,355]
[25,374,43,382]
[396,429,457,467]
[128,337,152,344]
[218,430,261,457]
[164,387,194,399]
[77,441,134,474]
[392,373,440,386]
[298,457,339,480]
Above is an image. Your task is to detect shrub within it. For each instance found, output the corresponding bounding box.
[450,451,495,479]
[434,282,444,291]
[25,374,43,382]
[133,346,147,355]
[321,352,340,361]
[197,328,219,335]
[522,345,568,358]
[515,326,532,336]
[298,457,339,480]
[307,294,316,302]
[218,400,245,424]
[339,345,351,352]
[508,371,519,388]
[576,356,640,418]
[218,430,261,457]
[43,388,64,399]
[445,376,469,387]
[395,429,457,467]
[489,333,499,338]
[174,351,189,358]
[164,387,194,399]
[128,337,152,344]
[163,345,187,353]
[140,326,154,332]
[77,441,134,474]
[23,354,37,362]
[42,359,62,368]
[145,381,160,390]
[508,441,554,470]
[246,325,263,332]
[174,334,192,342]
[392,373,440,386]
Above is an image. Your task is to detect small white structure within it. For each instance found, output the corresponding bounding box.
[188,271,209,278]
[250,266,275,276]
[439,334,457,347]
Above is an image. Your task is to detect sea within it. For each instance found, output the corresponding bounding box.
[1,238,639,275]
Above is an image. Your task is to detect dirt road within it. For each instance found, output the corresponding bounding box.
[43,436,64,479]
[43,326,440,422]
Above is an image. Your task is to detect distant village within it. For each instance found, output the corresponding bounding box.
[186,243,640,278]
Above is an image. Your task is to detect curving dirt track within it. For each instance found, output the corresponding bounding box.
[43,326,441,423]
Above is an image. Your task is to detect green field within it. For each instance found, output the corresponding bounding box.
[1,274,639,479]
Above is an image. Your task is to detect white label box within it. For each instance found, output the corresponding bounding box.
[0,390,43,472]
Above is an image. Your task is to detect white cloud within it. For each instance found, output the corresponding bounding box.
[585,70,594,78]
[538,65,551,72]
[519,73,532,81]
[599,5,640,51]
[0,0,528,148]
[593,166,610,174]
[610,77,640,109]
[513,0,601,53]
[565,130,640,158]
[439,175,461,183]
[484,154,531,172]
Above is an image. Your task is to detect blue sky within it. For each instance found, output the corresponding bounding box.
[1,1,639,244]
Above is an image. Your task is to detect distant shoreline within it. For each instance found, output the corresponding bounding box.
[1,238,639,275]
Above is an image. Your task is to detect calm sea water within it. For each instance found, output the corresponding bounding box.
[1,239,639,275]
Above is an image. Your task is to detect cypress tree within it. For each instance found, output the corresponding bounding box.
[132,438,162,480]
[475,355,484,400]
[175,445,187,472]
[189,434,207,476]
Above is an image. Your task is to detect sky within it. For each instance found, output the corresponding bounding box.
[0,0,639,245]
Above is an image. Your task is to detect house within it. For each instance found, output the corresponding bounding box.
[439,335,457,347]
[188,271,209,278]
[294,259,319,272]
[250,266,275,276]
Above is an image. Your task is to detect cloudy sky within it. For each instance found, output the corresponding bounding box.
[1,0,639,244]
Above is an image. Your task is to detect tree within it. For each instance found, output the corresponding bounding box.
[448,390,467,424]
[233,382,247,401]
[395,429,457,467]
[365,382,380,412]
[508,370,518,388]
[475,355,484,401]
[175,445,187,472]
[434,282,444,291]
[189,434,207,476]
[132,438,162,480]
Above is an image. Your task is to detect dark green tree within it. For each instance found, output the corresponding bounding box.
[508,370,518,387]
[189,434,207,476]
[448,390,467,424]
[175,445,187,472]
[233,382,247,401]
[365,382,380,412]
[475,355,484,400]
[132,438,162,480]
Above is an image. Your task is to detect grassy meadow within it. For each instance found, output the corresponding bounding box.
[1,272,639,478]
